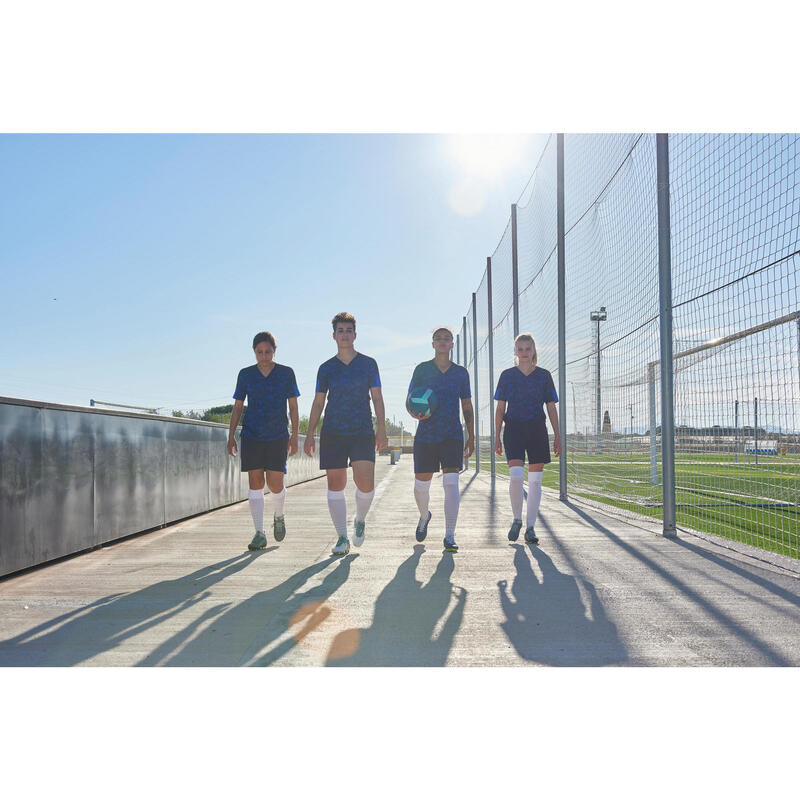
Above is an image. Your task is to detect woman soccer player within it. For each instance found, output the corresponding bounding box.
[227,331,300,550]
[493,333,561,544]
[303,312,387,556]
[407,326,474,553]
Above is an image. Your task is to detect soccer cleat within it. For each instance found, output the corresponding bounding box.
[508,519,523,542]
[248,531,268,551]
[416,510,432,542]
[443,536,458,553]
[353,518,366,547]
[273,515,286,542]
[524,526,539,545]
[332,535,351,555]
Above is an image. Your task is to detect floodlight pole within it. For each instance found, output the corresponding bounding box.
[656,133,677,538]
[754,397,759,466]
[487,256,495,481]
[590,306,607,454]
[648,361,658,484]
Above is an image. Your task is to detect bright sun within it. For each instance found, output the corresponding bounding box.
[443,134,537,216]
[444,134,535,180]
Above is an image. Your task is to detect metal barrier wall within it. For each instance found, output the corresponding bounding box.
[0,397,324,577]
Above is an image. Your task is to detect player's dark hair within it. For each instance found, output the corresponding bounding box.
[252,331,277,349]
[432,326,454,341]
[331,312,356,331]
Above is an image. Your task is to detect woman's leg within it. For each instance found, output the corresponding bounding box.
[507,459,525,522]
[442,467,461,546]
[351,460,375,546]
[325,468,348,540]
[265,469,286,524]
[527,463,544,531]
[247,469,267,546]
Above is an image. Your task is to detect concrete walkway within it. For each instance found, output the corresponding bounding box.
[2,455,800,667]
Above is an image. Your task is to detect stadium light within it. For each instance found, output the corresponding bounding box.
[589,307,607,440]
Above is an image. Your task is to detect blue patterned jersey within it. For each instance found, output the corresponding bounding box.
[408,360,470,443]
[494,366,558,422]
[315,353,381,436]
[233,363,300,442]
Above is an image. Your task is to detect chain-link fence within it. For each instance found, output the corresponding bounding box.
[455,134,800,560]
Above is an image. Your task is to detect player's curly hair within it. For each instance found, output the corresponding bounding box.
[331,312,356,331]
[514,333,537,367]
[252,331,276,349]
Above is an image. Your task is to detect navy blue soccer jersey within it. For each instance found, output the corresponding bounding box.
[494,366,558,422]
[233,363,300,442]
[408,360,471,443]
[315,353,381,436]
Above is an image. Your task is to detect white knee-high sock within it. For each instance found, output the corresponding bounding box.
[354,488,374,522]
[443,473,460,538]
[414,478,431,522]
[270,487,286,517]
[327,489,348,537]
[248,489,265,533]
[527,472,543,528]
[509,466,524,521]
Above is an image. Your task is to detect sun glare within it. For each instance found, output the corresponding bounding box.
[444,134,535,180]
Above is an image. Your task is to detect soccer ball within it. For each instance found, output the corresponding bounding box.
[406,386,438,417]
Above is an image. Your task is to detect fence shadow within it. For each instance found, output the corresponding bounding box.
[326,545,466,666]
[498,543,627,666]
[0,551,273,667]
[562,500,795,665]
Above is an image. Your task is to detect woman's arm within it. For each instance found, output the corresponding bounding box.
[227,399,245,456]
[287,396,299,456]
[303,392,326,456]
[546,401,561,456]
[494,400,506,456]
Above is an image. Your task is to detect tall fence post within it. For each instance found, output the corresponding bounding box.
[462,315,468,443]
[656,133,677,538]
[487,256,495,481]
[557,133,567,501]
[472,292,480,473]
[511,203,520,339]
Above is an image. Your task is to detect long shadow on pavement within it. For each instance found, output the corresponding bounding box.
[498,544,627,666]
[326,545,466,666]
[141,554,356,666]
[241,553,358,667]
[563,501,796,665]
[0,550,274,667]
[670,537,800,612]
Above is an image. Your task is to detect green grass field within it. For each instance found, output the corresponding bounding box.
[480,452,800,559]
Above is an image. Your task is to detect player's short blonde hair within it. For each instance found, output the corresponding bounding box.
[514,333,537,367]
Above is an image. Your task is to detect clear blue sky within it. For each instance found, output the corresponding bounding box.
[0,134,547,427]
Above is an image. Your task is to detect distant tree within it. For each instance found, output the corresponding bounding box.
[172,409,202,419]
[299,415,323,434]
